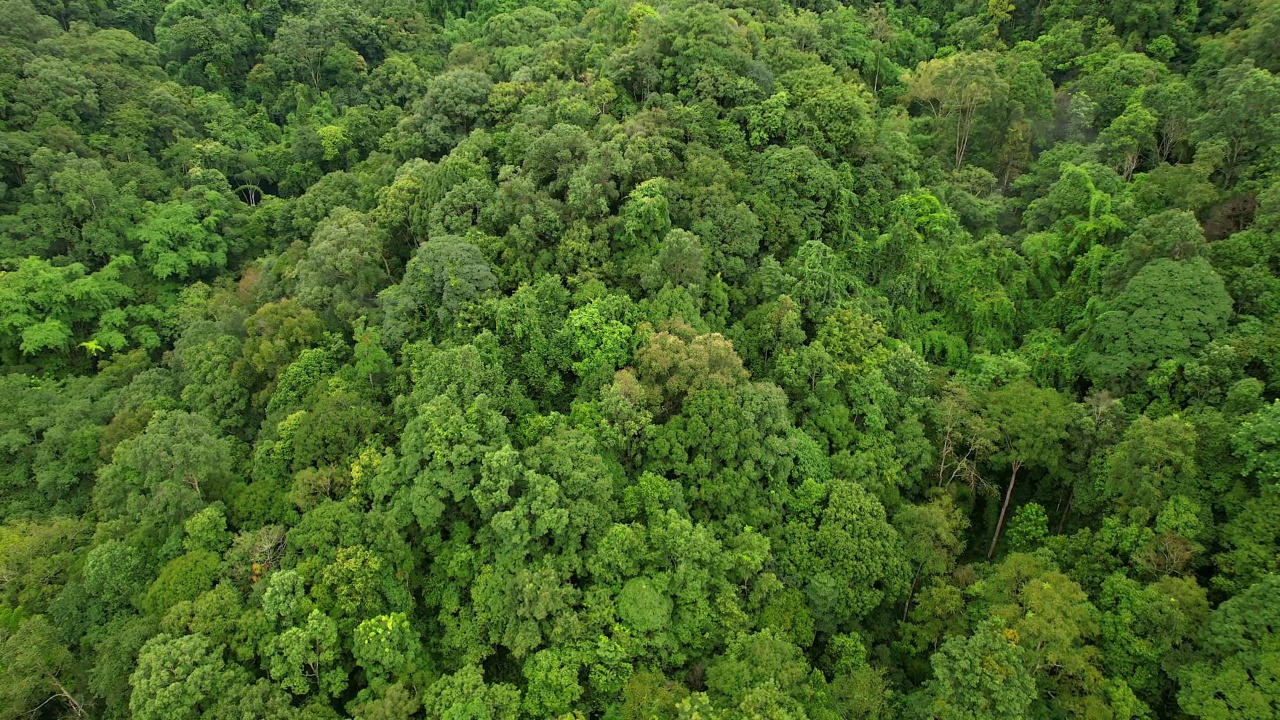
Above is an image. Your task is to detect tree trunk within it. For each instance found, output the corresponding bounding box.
[987,460,1021,559]
[872,49,882,94]
[52,678,84,717]
[955,103,977,169]
[902,561,925,621]
[938,433,953,487]
[1056,484,1074,534]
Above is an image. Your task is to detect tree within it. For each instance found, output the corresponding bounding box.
[310,545,409,630]
[238,300,325,386]
[1098,574,1208,706]
[1193,62,1280,187]
[129,633,242,720]
[641,229,708,292]
[934,383,999,492]
[1100,100,1157,181]
[208,679,297,720]
[864,4,897,93]
[1101,414,1200,518]
[1075,53,1167,128]
[0,615,86,718]
[562,294,637,396]
[631,323,748,415]
[1213,491,1280,595]
[353,612,425,690]
[421,666,520,720]
[265,0,383,93]
[706,629,830,717]
[4,150,142,263]
[0,255,139,362]
[154,0,256,90]
[777,481,909,633]
[492,275,571,405]
[1005,503,1049,551]
[787,241,850,323]
[296,208,389,327]
[1143,77,1199,163]
[1080,258,1233,389]
[974,557,1117,716]
[184,504,233,554]
[379,235,497,346]
[983,381,1074,558]
[391,69,493,160]
[78,539,149,623]
[522,648,584,718]
[94,410,237,538]
[88,614,161,719]
[1232,401,1280,490]
[920,617,1037,720]
[350,683,421,720]
[750,146,843,256]
[904,51,1007,168]
[1107,210,1208,289]
[0,516,88,613]
[143,550,221,615]
[895,493,969,620]
[267,609,347,698]
[134,197,230,280]
[173,325,251,434]
[1178,576,1280,718]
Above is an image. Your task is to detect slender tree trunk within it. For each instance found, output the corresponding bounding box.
[987,460,1021,559]
[938,435,952,487]
[902,561,925,621]
[52,678,84,717]
[873,49,882,94]
[955,104,976,169]
[185,474,203,499]
[1121,152,1139,181]
[1057,484,1074,534]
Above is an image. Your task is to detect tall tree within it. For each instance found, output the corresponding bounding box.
[982,381,1074,559]
[904,51,1007,169]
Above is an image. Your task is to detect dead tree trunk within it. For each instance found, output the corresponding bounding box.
[987,460,1022,559]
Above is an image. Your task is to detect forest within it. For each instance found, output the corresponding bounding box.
[1,0,1279,714]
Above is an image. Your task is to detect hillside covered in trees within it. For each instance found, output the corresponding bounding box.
[2,0,1280,715]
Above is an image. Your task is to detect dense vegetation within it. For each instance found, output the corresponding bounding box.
[1,0,1279,715]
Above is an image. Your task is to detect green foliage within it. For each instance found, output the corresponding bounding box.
[1232,400,1280,489]
[617,576,672,633]
[129,633,241,720]
[1079,258,1233,389]
[919,617,1037,720]
[0,256,141,362]
[266,608,347,697]
[1006,502,1049,550]
[94,409,237,539]
[353,612,424,688]
[184,504,233,554]
[0,0,1277,717]
[0,615,84,718]
[380,235,497,345]
[295,208,390,326]
[706,629,829,717]
[1098,414,1201,517]
[778,480,909,633]
[143,550,221,615]
[134,197,229,280]
[1178,576,1280,718]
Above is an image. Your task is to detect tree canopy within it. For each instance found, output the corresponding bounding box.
[1,0,1279,717]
